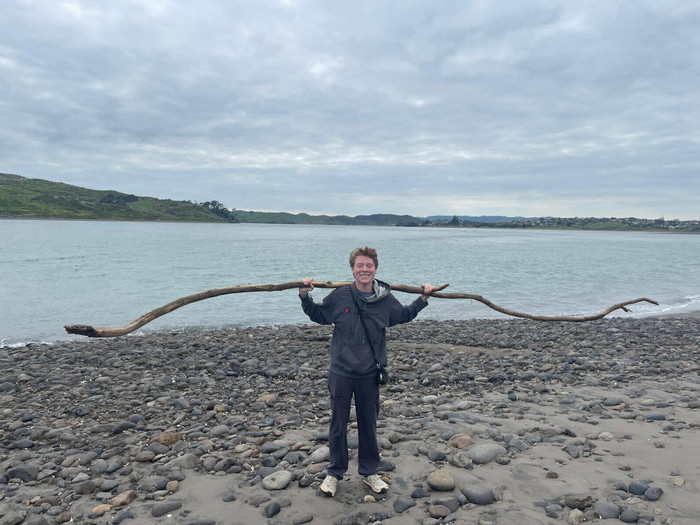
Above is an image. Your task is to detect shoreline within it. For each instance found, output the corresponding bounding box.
[3,310,700,349]
[2,317,700,524]
[3,215,699,234]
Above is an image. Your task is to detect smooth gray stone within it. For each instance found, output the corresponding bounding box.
[394,496,417,513]
[467,444,507,464]
[264,501,281,518]
[644,486,663,501]
[209,425,229,437]
[262,470,293,490]
[6,464,40,482]
[460,484,494,505]
[646,413,666,420]
[545,504,562,518]
[24,516,49,525]
[411,487,429,498]
[594,501,620,518]
[628,480,650,495]
[0,511,27,525]
[151,500,183,517]
[565,494,595,510]
[619,508,639,523]
[162,453,200,470]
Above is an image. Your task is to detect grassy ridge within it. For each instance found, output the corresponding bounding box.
[3,173,697,231]
[0,173,229,222]
[231,210,422,226]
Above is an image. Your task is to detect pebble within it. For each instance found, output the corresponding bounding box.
[594,501,620,518]
[151,500,183,517]
[264,501,281,518]
[262,470,293,490]
[427,469,455,491]
[467,443,507,464]
[310,446,330,463]
[393,496,417,513]
[460,485,494,505]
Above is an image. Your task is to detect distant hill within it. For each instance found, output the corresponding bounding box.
[427,215,522,223]
[231,210,425,226]
[0,173,232,222]
[2,173,697,231]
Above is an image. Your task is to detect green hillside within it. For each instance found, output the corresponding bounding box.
[0,173,232,222]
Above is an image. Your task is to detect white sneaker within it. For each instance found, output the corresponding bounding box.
[363,474,388,493]
[320,475,338,497]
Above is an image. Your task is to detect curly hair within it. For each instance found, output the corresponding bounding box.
[349,246,378,269]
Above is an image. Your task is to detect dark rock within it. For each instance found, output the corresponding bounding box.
[628,480,650,495]
[6,464,40,482]
[151,500,183,517]
[460,484,494,505]
[644,486,663,501]
[594,501,620,518]
[411,487,429,498]
[564,494,595,510]
[264,501,281,518]
[393,496,417,513]
[619,508,639,523]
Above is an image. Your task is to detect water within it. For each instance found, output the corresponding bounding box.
[1,219,699,346]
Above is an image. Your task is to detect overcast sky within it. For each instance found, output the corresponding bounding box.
[2,1,698,219]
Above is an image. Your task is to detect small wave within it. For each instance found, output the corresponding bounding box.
[0,339,56,349]
[631,294,700,317]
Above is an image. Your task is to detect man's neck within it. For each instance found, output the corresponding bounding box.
[355,280,373,293]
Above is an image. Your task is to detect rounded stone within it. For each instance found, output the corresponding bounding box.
[427,469,455,491]
[460,484,494,505]
[564,494,595,510]
[262,470,293,490]
[619,508,639,523]
[644,486,663,501]
[264,501,281,518]
[109,490,139,507]
[628,480,650,495]
[209,425,230,437]
[135,450,156,462]
[467,444,507,464]
[310,446,330,463]
[447,434,474,449]
[151,500,182,517]
[593,501,620,518]
[428,504,451,518]
[393,496,417,513]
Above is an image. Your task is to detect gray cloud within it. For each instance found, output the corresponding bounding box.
[1,0,698,218]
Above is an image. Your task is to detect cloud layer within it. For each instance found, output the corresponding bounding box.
[2,1,698,218]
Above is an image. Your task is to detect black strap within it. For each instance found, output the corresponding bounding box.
[350,287,381,369]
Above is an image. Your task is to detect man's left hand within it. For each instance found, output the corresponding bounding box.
[420,283,436,302]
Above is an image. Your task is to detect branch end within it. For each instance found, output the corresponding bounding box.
[64,325,99,337]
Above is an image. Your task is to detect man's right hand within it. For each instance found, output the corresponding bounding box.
[299,278,315,297]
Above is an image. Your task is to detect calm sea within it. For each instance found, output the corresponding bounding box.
[1,219,699,346]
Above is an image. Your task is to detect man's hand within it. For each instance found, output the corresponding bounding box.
[420,283,436,302]
[299,278,315,298]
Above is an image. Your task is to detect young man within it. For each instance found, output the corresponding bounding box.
[299,246,435,497]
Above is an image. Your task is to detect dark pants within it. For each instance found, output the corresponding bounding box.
[326,371,380,479]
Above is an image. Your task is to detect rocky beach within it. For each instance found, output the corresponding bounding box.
[1,316,699,525]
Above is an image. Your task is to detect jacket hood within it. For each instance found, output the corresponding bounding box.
[356,279,391,303]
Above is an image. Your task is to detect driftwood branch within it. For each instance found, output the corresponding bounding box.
[64,280,658,338]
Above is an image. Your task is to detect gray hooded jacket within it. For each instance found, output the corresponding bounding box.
[300,279,428,378]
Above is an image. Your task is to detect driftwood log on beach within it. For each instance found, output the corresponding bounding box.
[64,280,659,338]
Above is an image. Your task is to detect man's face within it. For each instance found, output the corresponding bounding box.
[352,255,377,288]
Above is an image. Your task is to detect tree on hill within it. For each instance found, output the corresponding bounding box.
[201,200,238,222]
